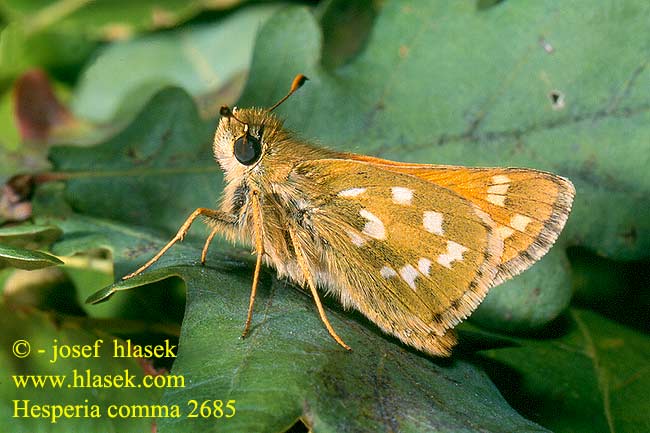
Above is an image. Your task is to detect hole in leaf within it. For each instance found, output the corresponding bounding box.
[539,36,554,54]
[549,90,565,110]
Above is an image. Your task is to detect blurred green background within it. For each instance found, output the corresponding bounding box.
[1,1,648,432]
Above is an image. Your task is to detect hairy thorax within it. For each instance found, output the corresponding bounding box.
[218,156,347,304]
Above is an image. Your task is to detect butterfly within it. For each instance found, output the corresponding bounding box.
[120,75,575,356]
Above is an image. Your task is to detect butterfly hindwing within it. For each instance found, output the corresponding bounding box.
[290,159,504,356]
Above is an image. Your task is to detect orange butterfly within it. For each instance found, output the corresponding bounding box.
[120,75,574,356]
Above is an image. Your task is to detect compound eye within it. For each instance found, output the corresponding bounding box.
[233,133,262,165]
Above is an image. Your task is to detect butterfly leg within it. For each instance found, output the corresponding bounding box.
[123,208,236,280]
[200,226,220,264]
[288,226,351,351]
[241,191,265,339]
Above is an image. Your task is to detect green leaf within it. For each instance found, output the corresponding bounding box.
[71,3,283,123]
[155,267,547,433]
[0,224,62,248]
[85,267,184,305]
[0,243,62,270]
[480,309,650,433]
[0,302,162,433]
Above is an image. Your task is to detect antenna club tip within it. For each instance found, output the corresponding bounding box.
[268,74,308,112]
[292,74,309,92]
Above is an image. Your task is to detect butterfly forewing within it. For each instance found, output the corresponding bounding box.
[346,154,575,284]
[292,159,503,356]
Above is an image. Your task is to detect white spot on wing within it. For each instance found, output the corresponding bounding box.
[487,194,506,207]
[391,187,413,205]
[418,258,432,276]
[423,211,444,235]
[491,175,511,184]
[380,266,397,279]
[511,214,533,232]
[437,240,468,269]
[347,230,366,246]
[497,225,515,239]
[399,264,418,290]
[360,209,386,240]
[338,187,366,197]
[487,184,509,194]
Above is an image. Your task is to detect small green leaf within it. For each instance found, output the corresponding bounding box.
[0,243,62,270]
[85,268,184,305]
[0,224,62,248]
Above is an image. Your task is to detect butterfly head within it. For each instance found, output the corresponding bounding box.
[213,75,308,184]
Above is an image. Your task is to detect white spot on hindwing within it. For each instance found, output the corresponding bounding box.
[391,187,413,205]
[399,264,418,290]
[510,214,532,232]
[338,187,366,197]
[359,209,386,240]
[423,211,444,235]
[437,240,468,269]
[380,266,397,278]
[418,258,432,276]
[497,225,515,239]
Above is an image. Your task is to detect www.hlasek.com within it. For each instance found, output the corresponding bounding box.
[11,338,236,423]
[13,365,184,389]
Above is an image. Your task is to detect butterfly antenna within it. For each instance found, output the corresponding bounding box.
[268,74,308,112]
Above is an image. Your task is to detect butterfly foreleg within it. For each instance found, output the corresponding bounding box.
[241,191,265,339]
[123,208,237,280]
